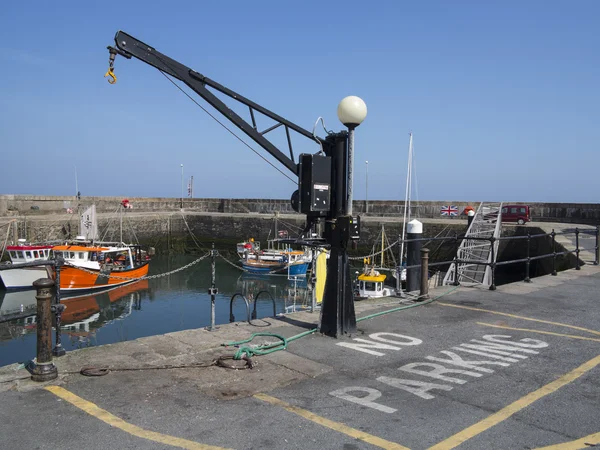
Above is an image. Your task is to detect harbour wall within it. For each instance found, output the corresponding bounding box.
[6,212,461,254]
[1,195,599,224]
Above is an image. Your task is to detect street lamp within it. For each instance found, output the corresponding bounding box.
[365,160,369,214]
[180,163,184,209]
[337,96,367,215]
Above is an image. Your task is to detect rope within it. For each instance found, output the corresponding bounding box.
[348,240,399,261]
[157,70,296,184]
[222,332,288,359]
[179,212,209,251]
[0,224,11,261]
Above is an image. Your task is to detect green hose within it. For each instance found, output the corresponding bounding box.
[357,286,460,322]
[223,286,459,360]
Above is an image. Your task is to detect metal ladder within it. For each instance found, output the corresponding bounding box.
[443,202,503,287]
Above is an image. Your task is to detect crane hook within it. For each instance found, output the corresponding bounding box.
[104,68,117,84]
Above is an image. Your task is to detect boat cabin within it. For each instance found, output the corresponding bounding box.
[7,240,53,264]
[355,269,395,299]
[52,245,138,271]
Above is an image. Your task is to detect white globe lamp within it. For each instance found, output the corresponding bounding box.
[337,96,367,128]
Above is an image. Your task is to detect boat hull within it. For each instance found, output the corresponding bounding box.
[287,262,309,276]
[58,262,150,293]
[0,265,52,290]
[240,260,286,274]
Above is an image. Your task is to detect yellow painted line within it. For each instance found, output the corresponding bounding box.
[476,323,600,343]
[254,393,409,450]
[428,354,600,450]
[437,302,600,336]
[535,431,600,449]
[45,386,230,450]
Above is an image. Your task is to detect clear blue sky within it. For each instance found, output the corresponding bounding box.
[1,1,598,203]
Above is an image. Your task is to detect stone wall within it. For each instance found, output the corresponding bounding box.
[1,195,599,224]
[7,212,462,256]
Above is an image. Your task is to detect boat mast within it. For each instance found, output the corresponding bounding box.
[399,133,413,276]
[381,224,385,268]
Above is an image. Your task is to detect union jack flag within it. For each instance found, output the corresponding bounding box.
[440,205,458,217]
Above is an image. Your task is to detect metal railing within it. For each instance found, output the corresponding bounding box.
[400,226,599,290]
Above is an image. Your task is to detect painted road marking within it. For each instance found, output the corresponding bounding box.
[336,332,422,356]
[437,302,600,336]
[534,431,600,449]
[428,354,600,450]
[45,386,230,450]
[331,335,549,406]
[254,393,410,450]
[477,323,600,343]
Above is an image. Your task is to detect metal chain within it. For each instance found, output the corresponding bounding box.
[62,253,211,281]
[348,240,400,261]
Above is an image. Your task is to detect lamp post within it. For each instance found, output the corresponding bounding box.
[320,96,367,338]
[180,163,184,209]
[337,96,368,215]
[365,160,369,214]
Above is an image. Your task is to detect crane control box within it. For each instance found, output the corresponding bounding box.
[297,153,331,215]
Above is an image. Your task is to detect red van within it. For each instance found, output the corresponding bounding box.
[501,205,531,224]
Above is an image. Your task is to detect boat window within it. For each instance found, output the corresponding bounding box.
[376,282,382,291]
[9,251,16,259]
[78,252,85,259]
[365,282,376,291]
[25,251,32,258]
[69,252,75,258]
[33,251,39,258]
[359,281,364,289]
[45,250,49,257]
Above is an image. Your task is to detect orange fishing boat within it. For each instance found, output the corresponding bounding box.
[52,243,150,293]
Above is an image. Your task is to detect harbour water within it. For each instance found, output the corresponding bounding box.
[0,254,315,367]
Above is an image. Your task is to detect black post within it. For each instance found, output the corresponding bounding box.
[524,232,531,283]
[396,233,402,293]
[575,228,580,270]
[489,237,496,291]
[551,229,557,276]
[467,210,475,229]
[52,259,66,357]
[31,278,58,382]
[320,132,357,338]
[406,220,423,292]
[595,226,599,265]
[453,233,460,286]
[207,243,218,331]
[419,248,429,300]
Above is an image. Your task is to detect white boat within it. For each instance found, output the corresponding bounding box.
[355,266,395,300]
[0,240,54,290]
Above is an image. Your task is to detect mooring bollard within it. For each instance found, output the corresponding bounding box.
[467,210,475,228]
[31,278,58,382]
[419,248,429,300]
[406,219,423,292]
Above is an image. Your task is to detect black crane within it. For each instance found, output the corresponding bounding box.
[105,31,362,337]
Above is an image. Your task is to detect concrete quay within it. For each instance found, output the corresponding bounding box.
[1,264,599,449]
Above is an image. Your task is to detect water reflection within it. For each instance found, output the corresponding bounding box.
[0,255,318,366]
[0,280,149,348]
